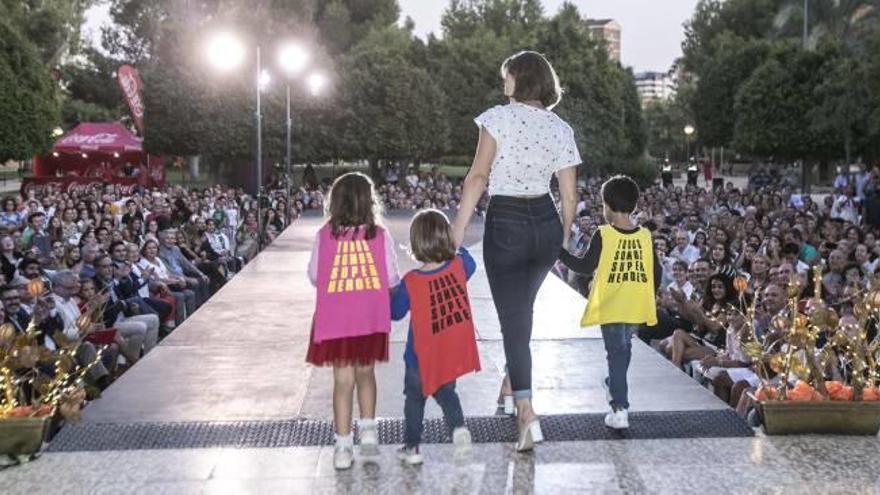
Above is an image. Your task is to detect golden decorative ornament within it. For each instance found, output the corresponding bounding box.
[790,359,810,380]
[26,278,44,298]
[867,289,880,310]
[742,341,763,360]
[0,323,15,344]
[768,354,785,374]
[15,346,38,369]
[75,313,92,332]
[826,308,840,329]
[787,283,800,299]
[771,315,789,332]
[733,277,748,294]
[854,301,870,319]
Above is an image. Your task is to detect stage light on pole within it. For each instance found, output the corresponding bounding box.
[307,73,326,96]
[259,69,271,90]
[684,125,695,163]
[278,43,310,77]
[206,32,245,72]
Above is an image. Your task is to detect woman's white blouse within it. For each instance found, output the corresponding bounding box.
[138,257,170,281]
[474,102,581,196]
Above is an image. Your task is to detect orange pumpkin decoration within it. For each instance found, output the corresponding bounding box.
[733,277,748,294]
[861,388,880,401]
[755,386,778,401]
[787,380,818,401]
[826,381,853,401]
[7,406,33,417]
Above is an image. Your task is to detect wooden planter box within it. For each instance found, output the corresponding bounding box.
[757,400,880,435]
[0,417,49,456]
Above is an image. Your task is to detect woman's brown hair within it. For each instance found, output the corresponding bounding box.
[410,209,455,263]
[501,51,562,110]
[326,172,382,240]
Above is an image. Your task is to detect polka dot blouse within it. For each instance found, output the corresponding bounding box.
[474,102,581,197]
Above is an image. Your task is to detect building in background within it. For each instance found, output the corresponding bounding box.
[635,71,677,105]
[585,19,621,62]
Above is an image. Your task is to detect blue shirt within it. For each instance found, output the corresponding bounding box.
[391,248,477,368]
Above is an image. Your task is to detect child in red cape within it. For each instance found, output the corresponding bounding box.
[391,209,480,465]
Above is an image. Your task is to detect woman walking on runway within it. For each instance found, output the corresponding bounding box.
[452,51,581,451]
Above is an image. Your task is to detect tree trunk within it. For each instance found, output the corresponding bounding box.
[819,159,830,183]
[368,158,380,181]
[188,155,200,181]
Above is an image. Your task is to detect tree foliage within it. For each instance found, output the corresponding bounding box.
[682,0,880,166]
[48,0,647,180]
[0,15,60,161]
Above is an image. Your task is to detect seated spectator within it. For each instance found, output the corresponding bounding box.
[92,254,160,357]
[670,231,701,265]
[138,239,195,324]
[158,229,210,307]
[666,273,737,368]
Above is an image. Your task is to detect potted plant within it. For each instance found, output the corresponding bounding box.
[742,268,880,435]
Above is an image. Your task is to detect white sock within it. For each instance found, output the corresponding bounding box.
[335,433,353,448]
[358,418,377,430]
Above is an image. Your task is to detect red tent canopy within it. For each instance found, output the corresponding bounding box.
[25,121,165,195]
[52,122,143,154]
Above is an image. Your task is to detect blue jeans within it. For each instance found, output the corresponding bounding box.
[483,194,563,400]
[403,366,464,447]
[601,324,637,410]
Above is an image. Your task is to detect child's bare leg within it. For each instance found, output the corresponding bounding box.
[333,366,356,435]
[354,364,376,419]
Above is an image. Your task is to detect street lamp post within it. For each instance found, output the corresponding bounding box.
[285,83,292,224]
[255,45,264,250]
[684,125,695,164]
[279,43,309,226]
[207,35,325,239]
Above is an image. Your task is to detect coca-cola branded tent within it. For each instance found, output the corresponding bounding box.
[26,122,165,195]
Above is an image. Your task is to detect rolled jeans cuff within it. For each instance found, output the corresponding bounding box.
[512,389,532,400]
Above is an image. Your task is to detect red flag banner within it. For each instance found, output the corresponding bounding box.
[117,64,145,134]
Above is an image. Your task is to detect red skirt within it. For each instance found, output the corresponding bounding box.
[306,323,389,367]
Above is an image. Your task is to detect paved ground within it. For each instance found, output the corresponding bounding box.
[3,210,879,494]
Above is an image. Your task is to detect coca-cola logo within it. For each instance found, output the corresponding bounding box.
[23,179,138,196]
[117,65,145,133]
[120,72,144,119]
[59,132,120,146]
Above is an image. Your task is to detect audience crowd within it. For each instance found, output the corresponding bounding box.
[559,165,880,422]
[3,183,287,394]
[15,161,873,422]
[287,167,468,217]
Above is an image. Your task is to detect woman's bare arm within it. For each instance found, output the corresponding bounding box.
[452,128,496,248]
[557,166,577,247]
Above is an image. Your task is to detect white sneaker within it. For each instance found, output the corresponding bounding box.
[604,408,629,429]
[452,427,472,456]
[397,445,424,465]
[333,445,354,470]
[359,423,379,456]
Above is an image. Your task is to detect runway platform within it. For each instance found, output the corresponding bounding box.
[4,212,879,494]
